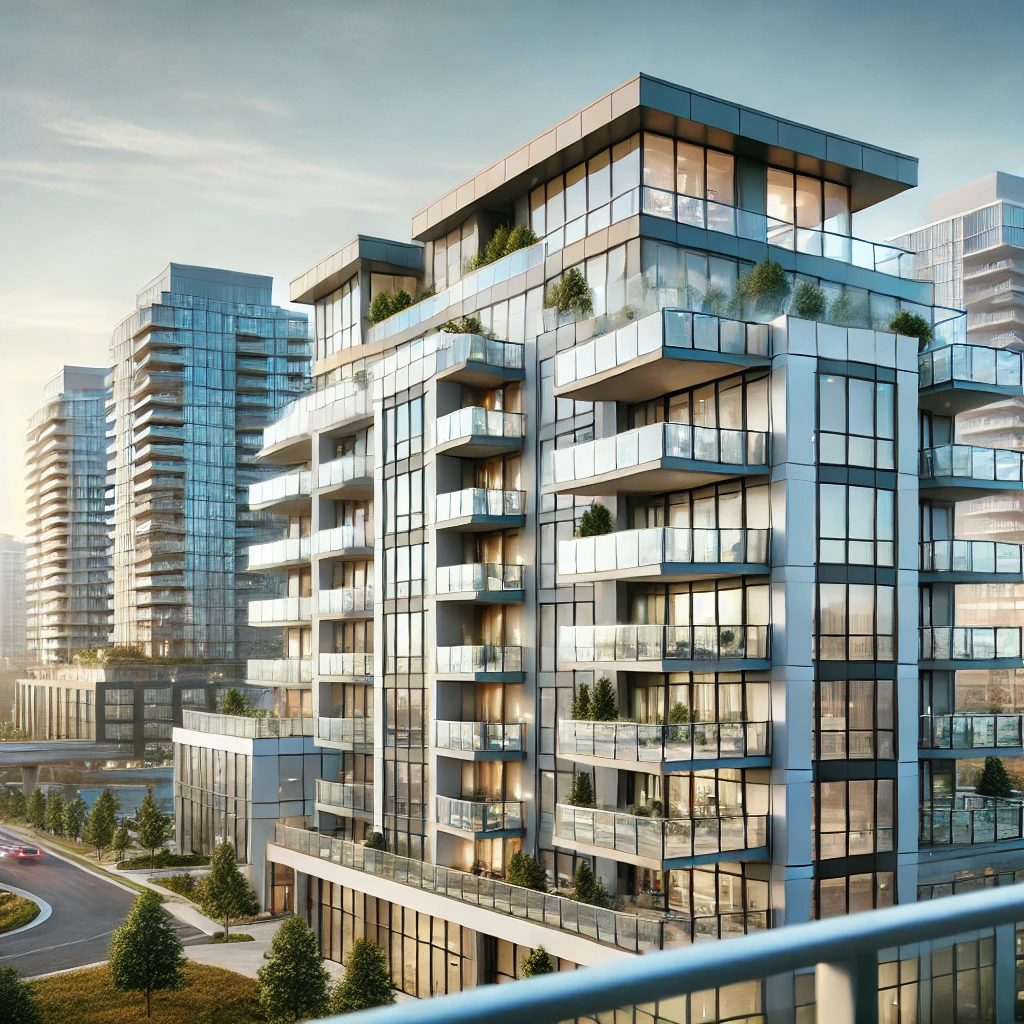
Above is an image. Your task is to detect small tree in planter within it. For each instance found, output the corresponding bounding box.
[572,682,593,721]
[737,261,791,317]
[568,771,595,808]
[221,688,252,716]
[367,290,395,325]
[790,280,827,320]
[592,677,619,721]
[576,502,613,537]
[572,861,610,908]
[976,756,1013,798]
[546,268,594,319]
[364,831,387,851]
[521,945,554,977]
[888,310,934,347]
[506,849,548,892]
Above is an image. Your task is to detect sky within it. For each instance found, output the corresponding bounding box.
[1,0,1023,536]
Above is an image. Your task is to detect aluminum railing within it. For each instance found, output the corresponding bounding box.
[316,716,373,747]
[180,711,313,739]
[920,444,1024,482]
[558,719,769,763]
[436,795,523,833]
[435,563,524,594]
[918,344,1023,389]
[920,539,1024,575]
[435,488,525,523]
[552,422,768,487]
[558,527,769,576]
[435,645,523,675]
[317,587,374,616]
[555,804,767,861]
[318,652,374,677]
[247,596,312,625]
[246,658,312,684]
[919,793,1024,845]
[560,624,770,664]
[314,524,373,554]
[316,778,373,814]
[434,407,524,446]
[919,713,1024,750]
[318,454,373,490]
[247,469,311,507]
[433,721,525,753]
[919,626,1022,661]
[247,536,311,569]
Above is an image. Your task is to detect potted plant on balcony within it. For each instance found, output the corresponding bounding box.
[569,772,595,808]
[571,861,610,908]
[576,502,613,538]
[572,682,593,720]
[506,850,548,893]
[735,260,791,319]
[888,310,935,348]
[545,267,594,328]
[790,280,827,321]
[591,677,619,721]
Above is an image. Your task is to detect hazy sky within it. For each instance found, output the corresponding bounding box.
[2,0,1022,536]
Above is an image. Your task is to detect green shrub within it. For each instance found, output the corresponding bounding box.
[888,310,934,345]
[0,892,41,934]
[364,831,387,851]
[737,260,791,316]
[976,756,1013,798]
[668,702,695,724]
[572,682,592,721]
[367,290,395,324]
[569,771,595,809]
[439,315,488,336]
[576,502,613,537]
[790,280,827,320]
[591,677,619,721]
[572,861,610,908]
[210,932,254,943]
[0,966,42,1024]
[521,946,554,977]
[505,850,548,892]
[546,267,594,318]
[151,873,201,900]
[121,851,210,870]
[468,223,538,270]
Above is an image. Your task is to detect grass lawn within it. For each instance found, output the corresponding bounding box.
[31,963,260,1023]
[0,891,40,933]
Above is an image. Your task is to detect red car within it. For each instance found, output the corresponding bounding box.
[0,843,42,861]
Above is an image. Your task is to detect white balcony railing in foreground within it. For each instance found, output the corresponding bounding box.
[434,407,524,446]
[317,587,374,616]
[318,652,374,677]
[318,454,373,490]
[248,469,311,507]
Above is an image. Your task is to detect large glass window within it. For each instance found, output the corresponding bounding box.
[819,484,895,566]
[815,679,895,759]
[815,779,894,859]
[815,584,895,661]
[315,275,362,361]
[818,373,895,470]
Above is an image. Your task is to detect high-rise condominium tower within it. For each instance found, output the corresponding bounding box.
[108,265,310,660]
[0,534,27,668]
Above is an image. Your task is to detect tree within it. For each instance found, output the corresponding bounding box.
[364,831,387,851]
[25,788,45,828]
[976,756,1013,799]
[328,938,395,1015]
[45,791,65,836]
[0,966,43,1024]
[505,849,548,892]
[63,796,88,842]
[392,290,413,313]
[6,788,25,821]
[83,789,120,860]
[221,688,252,716]
[367,290,396,325]
[200,842,259,940]
[790,280,826,320]
[569,771,595,809]
[0,788,9,820]
[576,502,613,538]
[546,267,594,318]
[258,915,330,1023]
[591,677,619,721]
[521,946,554,978]
[133,788,174,870]
[736,260,791,316]
[113,817,134,864]
[888,310,934,347]
[572,683,592,721]
[108,889,185,1018]
[572,861,610,908]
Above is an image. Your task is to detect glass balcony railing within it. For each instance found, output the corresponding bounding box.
[920,794,1024,846]
[316,779,373,814]
[246,658,313,684]
[314,524,373,554]
[918,344,1023,389]
[435,333,524,374]
[555,309,769,390]
[247,536,311,570]
[434,408,524,446]
[558,719,769,764]
[317,717,373,747]
[434,721,525,754]
[436,795,523,833]
[435,488,525,524]
[318,454,373,490]
[435,645,523,675]
[560,624,769,665]
[317,587,374,616]
[555,804,767,862]
[318,652,374,677]
[261,380,372,451]
[920,540,1024,575]
[920,445,1024,483]
[919,713,1024,750]
[552,422,768,489]
[181,711,313,739]
[247,596,312,625]
[248,469,311,508]
[435,563,524,594]
[558,527,769,577]
[920,627,1023,662]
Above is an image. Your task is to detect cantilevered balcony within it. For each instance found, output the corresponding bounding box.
[246,658,313,685]
[317,587,374,619]
[919,444,1024,501]
[558,719,770,773]
[550,423,768,497]
[554,804,768,870]
[318,454,373,500]
[434,488,525,532]
[560,624,770,673]
[318,652,374,680]
[554,309,770,403]
[433,408,524,458]
[434,563,524,602]
[919,793,1024,847]
[434,334,525,388]
[180,711,313,739]
[433,721,525,760]
[918,344,1023,415]
[247,536,312,571]
[316,716,373,750]
[558,527,769,584]
[919,713,1024,758]
[919,626,1023,670]
[248,469,311,514]
[919,539,1024,583]
[260,382,372,464]
[247,596,312,627]
[315,779,373,821]
[313,525,373,560]
[435,795,524,838]
[434,645,523,682]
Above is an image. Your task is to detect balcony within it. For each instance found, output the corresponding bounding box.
[434,334,525,388]
[260,380,373,464]
[180,711,313,739]
[318,454,373,500]
[435,645,523,682]
[316,587,373,619]
[919,793,1024,847]
[246,658,312,685]
[247,536,312,571]
[433,408,524,458]
[918,344,1023,416]
[919,713,1024,757]
[554,309,770,403]
[316,716,373,750]
[550,422,768,497]
[558,527,769,584]
[434,488,525,532]
[315,779,373,820]
[433,721,525,760]
[247,596,312,627]
[313,525,373,560]
[558,719,770,773]
[248,470,311,514]
[318,652,374,680]
[435,795,524,838]
[560,624,770,673]
[919,444,1024,501]
[919,539,1024,583]
[919,626,1023,669]
[435,563,524,603]
[554,804,768,870]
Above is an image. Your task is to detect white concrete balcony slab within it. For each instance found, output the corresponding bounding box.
[248,469,311,514]
[313,525,374,560]
[434,334,525,388]
[247,536,312,571]
[247,596,312,627]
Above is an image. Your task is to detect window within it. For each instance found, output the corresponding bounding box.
[818,373,895,470]
[815,679,895,759]
[819,484,895,566]
[815,872,894,918]
[815,779,894,859]
[815,584,895,661]
[315,275,362,360]
[385,399,423,463]
[385,471,423,533]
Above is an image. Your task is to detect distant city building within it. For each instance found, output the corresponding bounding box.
[0,534,27,668]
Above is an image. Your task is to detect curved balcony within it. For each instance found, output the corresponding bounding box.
[247,596,312,627]
[558,719,770,773]
[318,454,373,500]
[313,525,373,560]
[246,658,312,684]
[550,422,768,497]
[919,713,1024,758]
[920,793,1024,847]
[316,716,373,750]
[918,344,1023,416]
[919,539,1024,583]
[317,587,373,619]
[554,308,770,403]
[435,795,524,838]
[558,527,769,584]
[260,381,372,464]
[433,721,525,761]
[435,645,523,682]
[434,488,525,532]
[560,624,770,673]
[919,626,1023,669]
[920,445,1024,501]
[247,536,312,571]
[554,804,768,870]
[316,779,373,820]
[435,563,524,603]
[434,334,525,388]
[434,408,524,458]
[318,652,374,680]
[248,469,311,514]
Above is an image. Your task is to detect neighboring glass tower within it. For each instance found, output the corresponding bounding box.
[108,265,310,660]
[24,367,110,663]
[0,534,27,668]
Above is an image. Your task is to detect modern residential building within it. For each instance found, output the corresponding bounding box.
[107,264,311,661]
[0,534,27,669]
[175,75,1023,1018]
[24,366,111,664]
